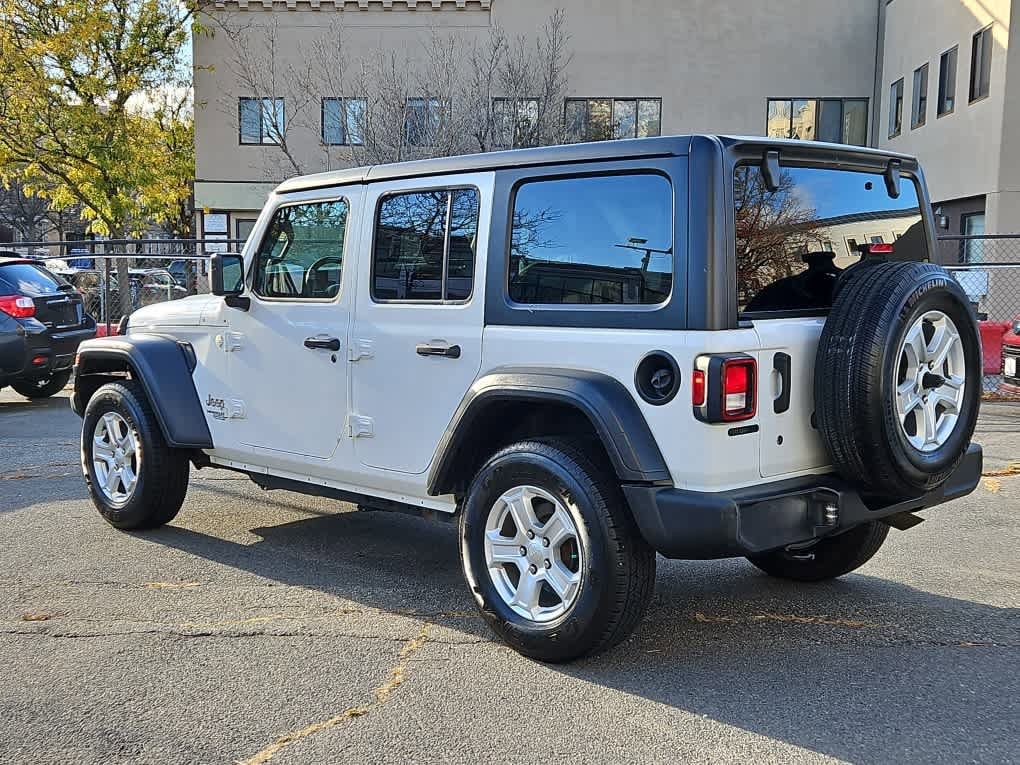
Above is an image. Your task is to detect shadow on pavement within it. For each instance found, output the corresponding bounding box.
[148,492,1019,765]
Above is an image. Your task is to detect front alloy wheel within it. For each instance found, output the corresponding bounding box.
[91,412,140,507]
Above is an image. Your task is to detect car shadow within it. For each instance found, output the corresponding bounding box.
[148,487,1019,764]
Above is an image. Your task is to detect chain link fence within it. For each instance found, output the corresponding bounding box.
[937,235,1020,399]
[2,239,246,334]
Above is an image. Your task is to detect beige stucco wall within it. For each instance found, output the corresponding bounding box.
[193,0,880,216]
[879,0,1012,226]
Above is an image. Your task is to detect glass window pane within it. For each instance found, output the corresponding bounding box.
[373,191,448,301]
[261,98,283,145]
[791,99,817,140]
[613,99,637,139]
[239,99,261,144]
[963,213,986,263]
[588,99,612,141]
[971,27,992,101]
[842,99,868,145]
[889,80,903,137]
[509,174,673,305]
[767,99,792,138]
[322,99,344,145]
[346,99,365,145]
[0,263,65,296]
[253,200,349,299]
[816,100,842,143]
[637,100,661,138]
[564,100,587,143]
[734,164,927,315]
[405,98,438,147]
[446,189,480,301]
[912,65,928,128]
[939,47,957,115]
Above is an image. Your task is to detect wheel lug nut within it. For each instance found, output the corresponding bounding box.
[519,546,527,556]
[526,530,535,540]
[528,564,538,574]
[542,537,550,547]
[544,559,551,569]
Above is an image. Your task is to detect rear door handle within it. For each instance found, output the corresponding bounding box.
[304,335,341,352]
[773,352,792,414]
[416,342,461,359]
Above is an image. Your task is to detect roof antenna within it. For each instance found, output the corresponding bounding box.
[761,150,780,192]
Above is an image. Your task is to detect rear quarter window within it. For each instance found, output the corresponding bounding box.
[735,164,928,316]
[509,172,673,305]
[0,262,67,296]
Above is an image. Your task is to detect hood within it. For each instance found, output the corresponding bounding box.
[126,294,223,330]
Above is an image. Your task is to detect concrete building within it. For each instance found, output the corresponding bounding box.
[192,0,1017,251]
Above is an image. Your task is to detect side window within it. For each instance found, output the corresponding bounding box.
[734,164,927,315]
[252,199,349,300]
[509,173,673,305]
[372,188,480,302]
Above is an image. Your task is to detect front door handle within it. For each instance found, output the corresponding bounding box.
[773,352,792,414]
[304,335,341,352]
[416,341,461,359]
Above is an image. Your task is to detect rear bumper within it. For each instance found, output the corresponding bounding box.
[623,444,983,559]
[15,321,96,381]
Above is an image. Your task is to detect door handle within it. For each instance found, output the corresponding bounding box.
[773,352,792,414]
[416,341,461,359]
[304,335,341,352]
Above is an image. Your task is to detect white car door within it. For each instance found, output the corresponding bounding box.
[349,172,492,474]
[221,188,362,471]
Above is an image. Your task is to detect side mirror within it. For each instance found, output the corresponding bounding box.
[210,253,244,296]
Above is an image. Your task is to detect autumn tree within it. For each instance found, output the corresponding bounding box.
[0,0,196,245]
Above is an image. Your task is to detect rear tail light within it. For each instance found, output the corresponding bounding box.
[32,355,47,366]
[0,295,35,318]
[693,353,757,423]
[721,358,756,421]
[692,369,706,407]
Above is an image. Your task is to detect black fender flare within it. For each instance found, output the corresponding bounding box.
[72,333,213,450]
[427,367,671,495]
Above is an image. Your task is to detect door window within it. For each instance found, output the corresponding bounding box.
[372,188,480,302]
[252,199,349,300]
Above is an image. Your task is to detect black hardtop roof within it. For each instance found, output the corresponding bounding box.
[274,135,920,195]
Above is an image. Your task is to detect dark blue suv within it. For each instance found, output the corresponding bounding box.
[0,258,96,398]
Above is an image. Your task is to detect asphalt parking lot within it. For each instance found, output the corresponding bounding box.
[1,390,1017,765]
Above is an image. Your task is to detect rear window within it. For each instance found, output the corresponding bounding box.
[735,164,928,315]
[0,262,67,296]
[509,173,673,305]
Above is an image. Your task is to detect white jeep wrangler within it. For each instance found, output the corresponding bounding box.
[73,136,982,662]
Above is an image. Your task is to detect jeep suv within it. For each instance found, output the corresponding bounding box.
[71,136,982,661]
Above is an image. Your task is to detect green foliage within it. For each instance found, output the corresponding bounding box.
[0,0,196,236]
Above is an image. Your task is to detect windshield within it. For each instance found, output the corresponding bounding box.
[734,164,928,315]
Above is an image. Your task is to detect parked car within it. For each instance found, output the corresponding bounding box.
[71,136,983,661]
[61,267,186,320]
[0,258,96,398]
[1001,315,1020,395]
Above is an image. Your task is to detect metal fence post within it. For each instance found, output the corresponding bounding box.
[103,256,111,336]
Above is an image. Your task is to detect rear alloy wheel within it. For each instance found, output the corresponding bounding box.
[11,369,72,399]
[460,439,655,663]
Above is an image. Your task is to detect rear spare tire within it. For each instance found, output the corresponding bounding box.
[815,261,980,498]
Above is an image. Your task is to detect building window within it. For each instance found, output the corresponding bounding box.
[938,46,958,116]
[322,98,366,146]
[372,188,480,302]
[962,212,986,263]
[911,63,928,128]
[405,98,440,147]
[564,98,662,143]
[765,98,868,146]
[239,97,284,145]
[492,98,539,149]
[970,25,993,102]
[888,79,904,138]
[509,173,673,305]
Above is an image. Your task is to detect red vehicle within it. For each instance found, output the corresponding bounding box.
[1002,316,1020,395]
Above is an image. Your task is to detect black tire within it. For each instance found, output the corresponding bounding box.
[459,439,655,663]
[81,380,190,530]
[747,521,890,581]
[12,369,72,399]
[816,262,981,498]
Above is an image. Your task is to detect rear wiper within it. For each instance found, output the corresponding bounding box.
[57,283,75,292]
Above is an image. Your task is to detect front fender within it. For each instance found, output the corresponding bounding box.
[72,333,213,450]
